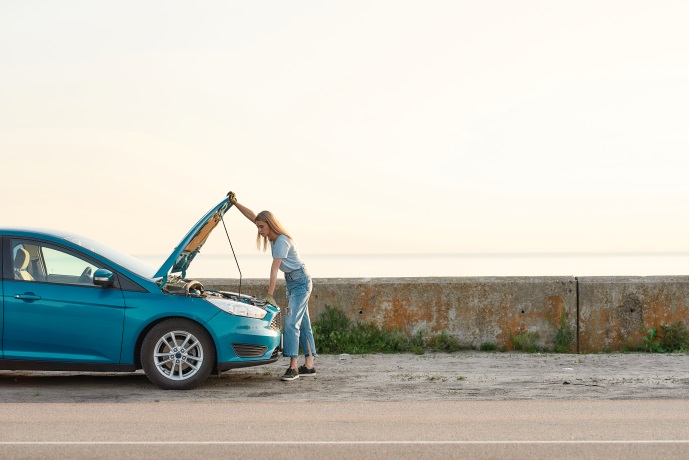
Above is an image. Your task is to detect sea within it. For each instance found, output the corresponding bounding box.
[137,253,689,279]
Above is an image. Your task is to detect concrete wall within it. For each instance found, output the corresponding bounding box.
[578,276,689,353]
[200,276,689,352]
[200,277,578,351]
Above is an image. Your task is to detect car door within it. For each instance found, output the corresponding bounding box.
[2,238,126,364]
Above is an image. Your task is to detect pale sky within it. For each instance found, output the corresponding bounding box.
[2,1,689,259]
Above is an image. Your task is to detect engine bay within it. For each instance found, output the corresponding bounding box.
[161,276,267,307]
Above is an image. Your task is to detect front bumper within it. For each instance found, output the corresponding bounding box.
[205,301,282,365]
[217,348,280,372]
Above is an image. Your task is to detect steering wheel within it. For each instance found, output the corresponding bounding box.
[79,267,93,283]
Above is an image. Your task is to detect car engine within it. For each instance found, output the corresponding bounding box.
[162,276,268,307]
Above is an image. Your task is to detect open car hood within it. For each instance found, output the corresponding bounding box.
[154,197,232,281]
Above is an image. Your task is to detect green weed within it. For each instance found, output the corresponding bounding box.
[553,312,574,353]
[411,346,425,355]
[313,305,576,355]
[510,330,541,353]
[643,328,665,353]
[480,342,497,352]
[312,306,421,354]
[659,321,689,352]
[426,330,462,352]
[636,322,689,353]
[312,306,470,354]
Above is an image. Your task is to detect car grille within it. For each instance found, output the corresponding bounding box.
[270,310,283,331]
[232,344,269,358]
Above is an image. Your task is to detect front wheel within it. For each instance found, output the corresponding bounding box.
[141,319,216,390]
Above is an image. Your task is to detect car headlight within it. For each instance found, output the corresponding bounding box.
[206,298,267,319]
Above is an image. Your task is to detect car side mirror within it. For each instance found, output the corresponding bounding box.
[93,268,115,287]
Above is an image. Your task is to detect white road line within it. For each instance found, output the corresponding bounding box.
[1,441,689,445]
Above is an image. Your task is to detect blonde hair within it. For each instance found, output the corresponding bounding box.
[255,210,293,252]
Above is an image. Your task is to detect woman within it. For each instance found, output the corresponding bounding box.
[228,191,317,381]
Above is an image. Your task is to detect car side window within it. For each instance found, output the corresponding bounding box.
[11,240,101,286]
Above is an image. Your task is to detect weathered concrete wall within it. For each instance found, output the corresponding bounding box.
[201,276,689,352]
[200,277,578,351]
[578,276,689,353]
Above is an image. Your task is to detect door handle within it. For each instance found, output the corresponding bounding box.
[14,294,41,301]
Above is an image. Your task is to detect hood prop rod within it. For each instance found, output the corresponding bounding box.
[221,215,242,297]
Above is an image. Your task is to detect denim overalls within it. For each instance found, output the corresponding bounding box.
[282,266,317,358]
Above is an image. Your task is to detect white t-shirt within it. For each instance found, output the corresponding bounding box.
[271,234,304,272]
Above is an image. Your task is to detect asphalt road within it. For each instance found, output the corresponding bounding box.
[3,352,689,459]
[2,400,689,459]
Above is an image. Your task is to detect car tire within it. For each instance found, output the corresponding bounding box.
[141,318,216,390]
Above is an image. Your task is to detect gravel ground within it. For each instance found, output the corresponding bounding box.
[2,352,689,403]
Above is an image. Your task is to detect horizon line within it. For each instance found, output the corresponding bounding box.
[133,251,689,258]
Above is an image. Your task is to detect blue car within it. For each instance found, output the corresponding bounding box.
[0,196,281,390]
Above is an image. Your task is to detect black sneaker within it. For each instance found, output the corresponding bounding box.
[281,367,299,381]
[298,365,316,376]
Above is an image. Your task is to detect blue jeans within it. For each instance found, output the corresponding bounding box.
[282,267,317,359]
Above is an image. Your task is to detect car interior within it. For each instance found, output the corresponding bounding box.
[11,241,98,286]
[13,247,35,281]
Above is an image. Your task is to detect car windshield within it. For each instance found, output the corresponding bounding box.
[62,234,157,279]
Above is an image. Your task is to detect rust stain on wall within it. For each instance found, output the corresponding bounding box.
[381,295,423,332]
[643,289,686,327]
[547,296,564,323]
[355,286,378,313]
[433,295,449,332]
[494,298,524,348]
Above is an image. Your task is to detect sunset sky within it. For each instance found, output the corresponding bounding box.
[2,1,688,260]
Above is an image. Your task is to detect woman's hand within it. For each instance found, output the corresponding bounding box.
[227,191,237,204]
[264,295,278,307]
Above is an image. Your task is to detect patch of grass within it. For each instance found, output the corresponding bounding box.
[510,330,541,353]
[480,342,497,352]
[312,306,470,354]
[411,346,425,355]
[426,330,462,352]
[313,305,576,355]
[553,312,574,353]
[409,330,427,348]
[626,322,689,353]
[313,306,425,354]
[622,336,644,353]
[312,306,410,354]
[643,328,664,353]
[659,321,689,352]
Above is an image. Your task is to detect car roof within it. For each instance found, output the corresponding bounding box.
[0,227,158,285]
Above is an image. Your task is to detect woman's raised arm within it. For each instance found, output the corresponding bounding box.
[228,191,257,223]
